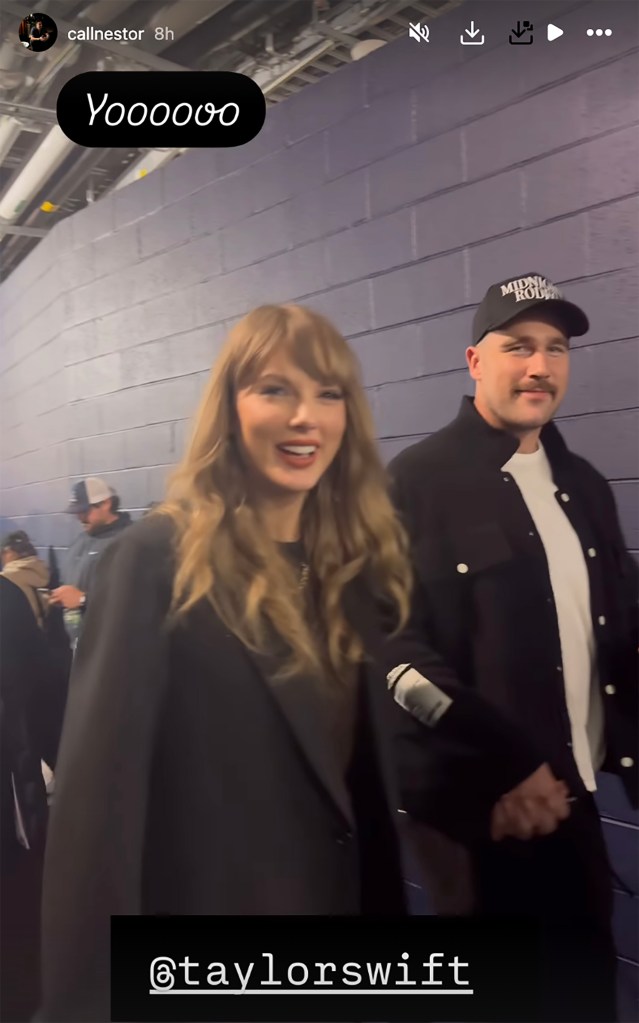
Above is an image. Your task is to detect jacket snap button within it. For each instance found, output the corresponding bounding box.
[620,757,634,768]
[560,493,570,502]
[604,685,616,695]
[598,615,606,625]
[587,548,597,558]
[456,563,469,574]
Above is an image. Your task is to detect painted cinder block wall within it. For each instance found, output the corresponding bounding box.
[0,0,637,1008]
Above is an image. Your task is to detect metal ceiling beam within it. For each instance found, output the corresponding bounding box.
[3,1,188,72]
[310,22,362,47]
[0,101,58,125]
[0,223,48,237]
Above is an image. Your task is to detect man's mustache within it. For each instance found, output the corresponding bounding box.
[515,382,555,394]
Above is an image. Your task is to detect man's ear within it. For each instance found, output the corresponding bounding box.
[466,345,481,382]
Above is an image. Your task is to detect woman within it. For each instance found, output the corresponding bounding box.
[40,304,416,1021]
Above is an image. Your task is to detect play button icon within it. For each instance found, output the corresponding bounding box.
[547,23,564,41]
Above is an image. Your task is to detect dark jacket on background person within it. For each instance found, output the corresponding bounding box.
[387,396,639,814]
[0,576,50,1023]
[63,512,132,598]
[0,576,49,862]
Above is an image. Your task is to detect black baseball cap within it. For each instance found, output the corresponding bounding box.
[472,272,589,345]
[1,530,36,557]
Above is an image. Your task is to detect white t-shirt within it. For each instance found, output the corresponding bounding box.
[502,444,605,791]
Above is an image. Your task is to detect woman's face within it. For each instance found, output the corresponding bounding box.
[235,350,347,498]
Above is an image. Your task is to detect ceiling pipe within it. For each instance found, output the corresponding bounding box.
[0,124,74,222]
[0,115,23,164]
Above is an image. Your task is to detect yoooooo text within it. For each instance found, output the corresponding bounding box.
[86,93,240,127]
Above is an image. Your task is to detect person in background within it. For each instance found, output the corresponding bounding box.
[49,478,132,648]
[1,530,50,627]
[1,531,62,775]
[387,272,638,1022]
[0,576,50,1022]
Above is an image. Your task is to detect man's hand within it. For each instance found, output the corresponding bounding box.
[49,585,84,610]
[490,763,571,841]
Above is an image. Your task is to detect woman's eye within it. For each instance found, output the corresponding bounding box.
[262,385,285,395]
[321,390,343,400]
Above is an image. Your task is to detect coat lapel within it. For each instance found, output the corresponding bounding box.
[340,579,403,817]
[240,643,356,829]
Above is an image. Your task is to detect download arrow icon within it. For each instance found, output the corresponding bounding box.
[461,20,485,45]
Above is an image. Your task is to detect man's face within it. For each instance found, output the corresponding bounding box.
[466,313,570,435]
[77,501,112,532]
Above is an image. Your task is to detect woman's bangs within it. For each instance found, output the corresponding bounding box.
[283,319,354,390]
[231,305,357,392]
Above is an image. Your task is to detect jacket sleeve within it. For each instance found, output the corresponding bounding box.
[40,520,173,1022]
[383,457,546,839]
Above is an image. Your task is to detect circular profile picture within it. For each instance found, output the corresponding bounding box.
[19,12,58,52]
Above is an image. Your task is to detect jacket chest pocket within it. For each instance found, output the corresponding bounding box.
[416,522,514,583]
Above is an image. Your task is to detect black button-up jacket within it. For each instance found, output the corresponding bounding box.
[388,397,638,811]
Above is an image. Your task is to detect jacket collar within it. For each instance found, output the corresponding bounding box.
[452,396,571,470]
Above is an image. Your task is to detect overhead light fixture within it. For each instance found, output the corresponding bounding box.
[111,148,187,191]
[350,39,386,60]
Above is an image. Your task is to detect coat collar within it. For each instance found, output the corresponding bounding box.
[450,396,571,471]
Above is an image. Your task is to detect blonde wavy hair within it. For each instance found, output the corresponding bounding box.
[159,303,413,683]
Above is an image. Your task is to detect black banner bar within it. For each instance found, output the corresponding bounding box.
[111,916,541,1021]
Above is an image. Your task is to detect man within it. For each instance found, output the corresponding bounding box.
[28,18,52,50]
[387,273,638,1022]
[50,478,132,646]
